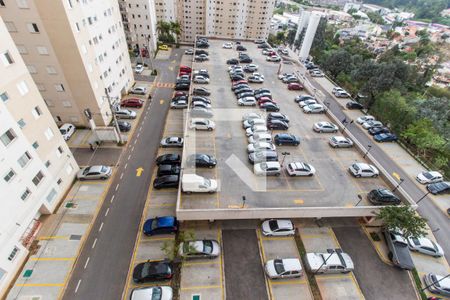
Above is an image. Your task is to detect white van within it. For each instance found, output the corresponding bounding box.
[181,174,218,194]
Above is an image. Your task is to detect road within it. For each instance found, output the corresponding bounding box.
[62,49,183,300]
[333,226,417,300]
[307,73,450,263]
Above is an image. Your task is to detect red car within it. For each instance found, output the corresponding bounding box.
[120,98,144,108]
[259,100,276,107]
[174,91,187,97]
[288,83,304,90]
[179,71,190,76]
[179,65,192,73]
[232,80,248,86]
[257,97,275,104]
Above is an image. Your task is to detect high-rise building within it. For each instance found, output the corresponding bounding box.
[0,0,134,127]
[0,15,79,295]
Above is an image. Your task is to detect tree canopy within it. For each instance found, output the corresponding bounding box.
[376,206,428,239]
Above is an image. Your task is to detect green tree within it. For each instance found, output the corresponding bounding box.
[287,28,297,46]
[402,118,447,158]
[170,21,182,44]
[161,230,195,261]
[414,97,450,140]
[367,11,386,24]
[376,206,427,239]
[156,20,174,43]
[276,31,286,43]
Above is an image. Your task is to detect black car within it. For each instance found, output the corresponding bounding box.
[254,88,271,95]
[133,261,173,283]
[346,101,364,109]
[153,175,179,189]
[195,49,209,56]
[368,127,390,136]
[227,58,239,65]
[186,154,217,168]
[257,43,269,49]
[196,42,209,48]
[274,133,300,146]
[157,164,181,176]
[231,84,249,91]
[193,87,211,96]
[231,75,245,81]
[237,45,247,51]
[175,83,190,91]
[156,154,181,166]
[267,112,289,123]
[427,181,450,195]
[234,87,253,95]
[260,102,280,112]
[236,91,254,99]
[240,57,252,63]
[176,79,191,84]
[239,53,250,59]
[294,95,315,103]
[267,120,289,130]
[116,120,131,132]
[367,188,401,205]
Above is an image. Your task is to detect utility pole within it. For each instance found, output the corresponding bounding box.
[104,88,123,144]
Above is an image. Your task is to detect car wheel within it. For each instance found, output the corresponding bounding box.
[275,173,280,176]
[208,128,213,131]
[79,178,85,181]
[319,130,323,133]
[356,174,361,178]
[372,174,378,178]
[101,177,107,180]
[308,174,313,177]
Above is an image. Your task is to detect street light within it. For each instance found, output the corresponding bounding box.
[241,196,246,208]
[314,249,336,274]
[363,145,372,158]
[280,152,291,166]
[392,178,405,192]
[416,190,431,204]
[341,119,354,133]
[355,194,364,206]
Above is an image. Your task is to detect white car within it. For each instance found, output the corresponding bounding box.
[248,76,264,83]
[416,171,443,184]
[115,109,137,119]
[248,132,272,144]
[349,163,379,178]
[243,118,265,129]
[222,42,233,49]
[286,162,316,177]
[362,120,383,129]
[310,69,324,77]
[299,99,317,108]
[306,252,354,274]
[242,112,263,121]
[193,76,209,84]
[261,219,295,236]
[356,115,375,124]
[252,72,264,79]
[407,236,444,257]
[329,136,353,148]
[189,118,215,131]
[130,286,173,300]
[59,123,76,141]
[266,55,281,62]
[334,90,350,98]
[303,104,325,114]
[184,48,194,55]
[278,73,295,80]
[246,125,268,137]
[245,64,259,71]
[254,161,281,176]
[247,142,276,153]
[332,87,344,93]
[313,122,338,133]
[228,65,243,72]
[423,273,450,297]
[77,165,112,180]
[191,101,211,109]
[134,64,144,74]
[265,258,303,279]
[238,97,257,106]
[130,86,147,95]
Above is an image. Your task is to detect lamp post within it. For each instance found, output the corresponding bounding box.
[363,145,372,158]
[281,152,290,166]
[355,194,364,206]
[314,249,335,274]
[341,119,354,133]
[392,178,405,192]
[416,191,431,204]
[241,196,246,208]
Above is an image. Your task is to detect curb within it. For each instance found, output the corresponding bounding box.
[360,226,393,266]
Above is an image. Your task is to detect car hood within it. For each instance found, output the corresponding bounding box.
[132,263,144,281]
[305,253,323,271]
[143,219,153,234]
[416,173,429,183]
[265,260,277,277]
[261,221,272,234]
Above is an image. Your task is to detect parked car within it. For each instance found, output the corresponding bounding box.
[153,175,179,189]
[265,258,303,279]
[134,64,144,74]
[191,107,214,118]
[279,72,295,80]
[133,261,173,283]
[294,94,315,103]
[130,86,147,95]
[247,142,276,153]
[243,64,258,72]
[248,76,264,83]
[427,181,450,195]
[143,216,178,236]
[179,240,220,259]
[193,76,209,84]
[313,122,338,133]
[299,99,317,108]
[114,120,131,132]
[273,133,300,146]
[306,251,354,274]
[283,76,299,83]
[115,109,137,119]
[243,118,265,129]
[238,97,257,106]
[356,115,375,124]
[248,133,272,144]
[157,164,181,177]
[261,219,295,236]
[121,98,144,108]
[329,136,353,148]
[170,99,188,109]
[266,55,281,62]
[303,104,325,114]
[227,58,239,65]
[195,54,209,62]
[348,163,379,178]
[367,188,401,205]
[175,83,190,91]
[416,171,443,184]
[245,125,268,137]
[407,237,444,257]
[189,118,215,131]
[191,101,211,109]
[309,69,324,77]
[333,88,350,98]
[193,87,211,96]
[254,161,281,176]
[59,123,76,141]
[286,162,316,177]
[130,286,173,300]
[267,120,289,130]
[77,165,112,180]
[192,96,211,104]
[236,45,247,51]
[368,127,390,136]
[248,150,278,164]
[288,83,304,90]
[362,120,383,129]
[383,229,414,270]
[423,273,450,297]
[267,112,289,123]
[186,154,217,168]
[185,49,194,55]
[240,57,252,63]
[260,102,280,112]
[160,137,184,148]
[374,133,398,142]
[254,88,271,95]
[346,101,364,109]
[254,39,265,44]
[156,154,181,166]
[222,42,233,49]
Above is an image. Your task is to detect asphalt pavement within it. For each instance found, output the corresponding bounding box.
[307,74,450,263]
[333,226,417,300]
[62,49,184,300]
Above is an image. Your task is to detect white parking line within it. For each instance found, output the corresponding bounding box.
[120,173,124,179]
[105,208,110,216]
[133,140,137,145]
[131,147,134,152]
[115,183,119,191]
[84,257,90,269]
[128,154,132,160]
[124,163,128,169]
[137,132,140,138]
[99,222,104,232]
[139,126,142,132]
[75,279,82,293]
[110,195,115,203]
[92,238,97,249]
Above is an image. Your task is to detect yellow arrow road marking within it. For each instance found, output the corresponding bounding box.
[169,66,174,71]
[294,199,304,204]
[136,167,144,177]
[392,172,400,180]
[160,99,164,104]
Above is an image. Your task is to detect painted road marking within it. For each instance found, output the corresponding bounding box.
[75,279,82,293]
[125,163,128,169]
[110,195,115,203]
[37,235,68,240]
[180,285,221,290]
[84,257,90,269]
[392,172,401,180]
[136,167,144,177]
[29,257,75,261]
[105,208,110,216]
[92,238,98,249]
[160,99,164,104]
[115,184,120,191]
[294,199,304,204]
[16,283,64,287]
[128,154,132,160]
[99,222,104,232]
[120,173,124,179]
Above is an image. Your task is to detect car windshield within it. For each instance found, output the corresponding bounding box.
[260,162,268,170]
[304,164,311,171]
[101,166,108,173]
[274,259,285,274]
[82,167,91,175]
[151,287,162,300]
[151,219,159,230]
[268,220,279,231]
[422,172,433,179]
[352,164,360,171]
[203,179,211,186]
[203,240,213,253]
[60,129,67,134]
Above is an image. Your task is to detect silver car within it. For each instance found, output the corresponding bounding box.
[423,273,450,297]
[313,122,338,133]
[77,165,112,180]
[178,240,220,259]
[329,136,353,148]
[160,137,184,148]
[115,109,137,119]
[407,236,444,257]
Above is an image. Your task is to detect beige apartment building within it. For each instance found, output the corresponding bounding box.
[0,15,79,296]
[0,0,134,127]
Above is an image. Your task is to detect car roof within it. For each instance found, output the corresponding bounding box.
[274,219,293,229]
[424,171,442,177]
[355,163,372,169]
[60,123,74,130]
[276,133,294,139]
[259,161,280,168]
[85,165,106,172]
[291,162,308,169]
[281,258,302,271]
[156,216,176,227]
[318,121,331,126]
[413,237,435,248]
[333,136,348,142]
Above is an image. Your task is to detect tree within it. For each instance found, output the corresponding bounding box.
[287,28,297,46]
[161,230,195,261]
[170,21,182,44]
[402,118,447,158]
[367,11,386,24]
[310,18,328,58]
[376,206,427,239]
[156,20,174,43]
[414,97,450,140]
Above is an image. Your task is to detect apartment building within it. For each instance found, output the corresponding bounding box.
[0,0,133,127]
[119,0,158,54]
[0,16,79,295]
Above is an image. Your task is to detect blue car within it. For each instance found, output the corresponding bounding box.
[273,133,300,146]
[143,216,178,236]
[374,133,397,142]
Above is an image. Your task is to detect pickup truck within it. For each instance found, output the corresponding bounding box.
[383,229,414,270]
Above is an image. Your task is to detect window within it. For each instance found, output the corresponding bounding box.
[26,65,37,74]
[1,129,16,146]
[0,0,5,6]
[32,171,44,186]
[16,0,28,8]
[16,44,27,54]
[36,83,45,91]
[54,84,65,92]
[45,160,51,168]
[8,247,19,261]
[44,128,54,140]
[27,23,39,33]
[46,66,57,74]
[32,106,43,119]
[62,101,72,107]
[75,22,80,32]
[67,0,73,8]
[17,119,26,128]
[4,21,17,32]
[46,188,57,203]
[20,188,31,201]
[56,146,63,157]
[17,151,32,167]
[57,178,62,185]
[1,92,9,102]
[32,141,39,149]
[16,81,29,95]
[4,169,16,182]
[36,46,48,55]
[1,51,14,66]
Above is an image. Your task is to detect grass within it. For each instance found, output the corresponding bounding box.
[370,232,381,242]
[411,268,428,300]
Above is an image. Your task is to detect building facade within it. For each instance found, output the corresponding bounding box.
[0,15,79,295]
[0,0,133,127]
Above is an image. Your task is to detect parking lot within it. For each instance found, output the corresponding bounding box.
[178,39,395,213]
